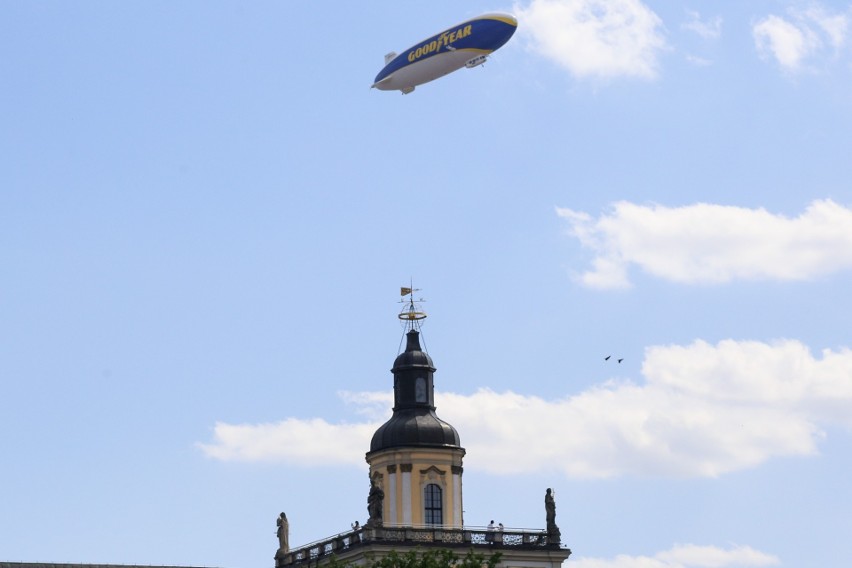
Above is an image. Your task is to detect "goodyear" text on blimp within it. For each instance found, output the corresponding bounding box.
[407,25,473,62]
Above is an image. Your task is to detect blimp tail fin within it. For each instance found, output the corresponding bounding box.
[384,52,397,65]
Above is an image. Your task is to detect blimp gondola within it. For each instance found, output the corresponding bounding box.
[372,13,518,94]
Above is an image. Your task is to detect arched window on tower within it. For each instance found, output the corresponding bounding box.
[424,483,443,525]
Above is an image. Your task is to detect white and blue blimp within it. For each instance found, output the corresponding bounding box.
[372,13,518,94]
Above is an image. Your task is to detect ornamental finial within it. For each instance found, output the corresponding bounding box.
[398,281,426,333]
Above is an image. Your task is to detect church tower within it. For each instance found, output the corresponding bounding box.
[276,288,571,568]
[365,290,464,528]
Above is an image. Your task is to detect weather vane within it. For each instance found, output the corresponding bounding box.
[398,281,426,333]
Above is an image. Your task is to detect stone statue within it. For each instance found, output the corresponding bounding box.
[276,512,289,553]
[545,488,556,525]
[366,476,384,527]
[545,488,561,544]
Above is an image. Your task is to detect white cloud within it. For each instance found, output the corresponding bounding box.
[801,5,848,50]
[753,14,818,70]
[557,199,852,289]
[514,0,667,79]
[682,11,722,40]
[198,418,378,465]
[753,4,849,72]
[199,339,852,479]
[572,543,780,568]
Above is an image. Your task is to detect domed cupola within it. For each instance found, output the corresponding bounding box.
[365,287,466,529]
[369,329,461,452]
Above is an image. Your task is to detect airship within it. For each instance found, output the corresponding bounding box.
[372,13,518,94]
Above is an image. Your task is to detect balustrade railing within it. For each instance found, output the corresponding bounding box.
[276,525,558,567]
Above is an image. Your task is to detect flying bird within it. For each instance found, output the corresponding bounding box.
[604,355,611,361]
[618,358,624,363]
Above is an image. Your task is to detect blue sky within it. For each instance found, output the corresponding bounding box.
[2,1,852,567]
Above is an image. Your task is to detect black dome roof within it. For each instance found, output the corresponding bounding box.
[369,408,461,452]
[368,329,462,455]
[392,347,434,370]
